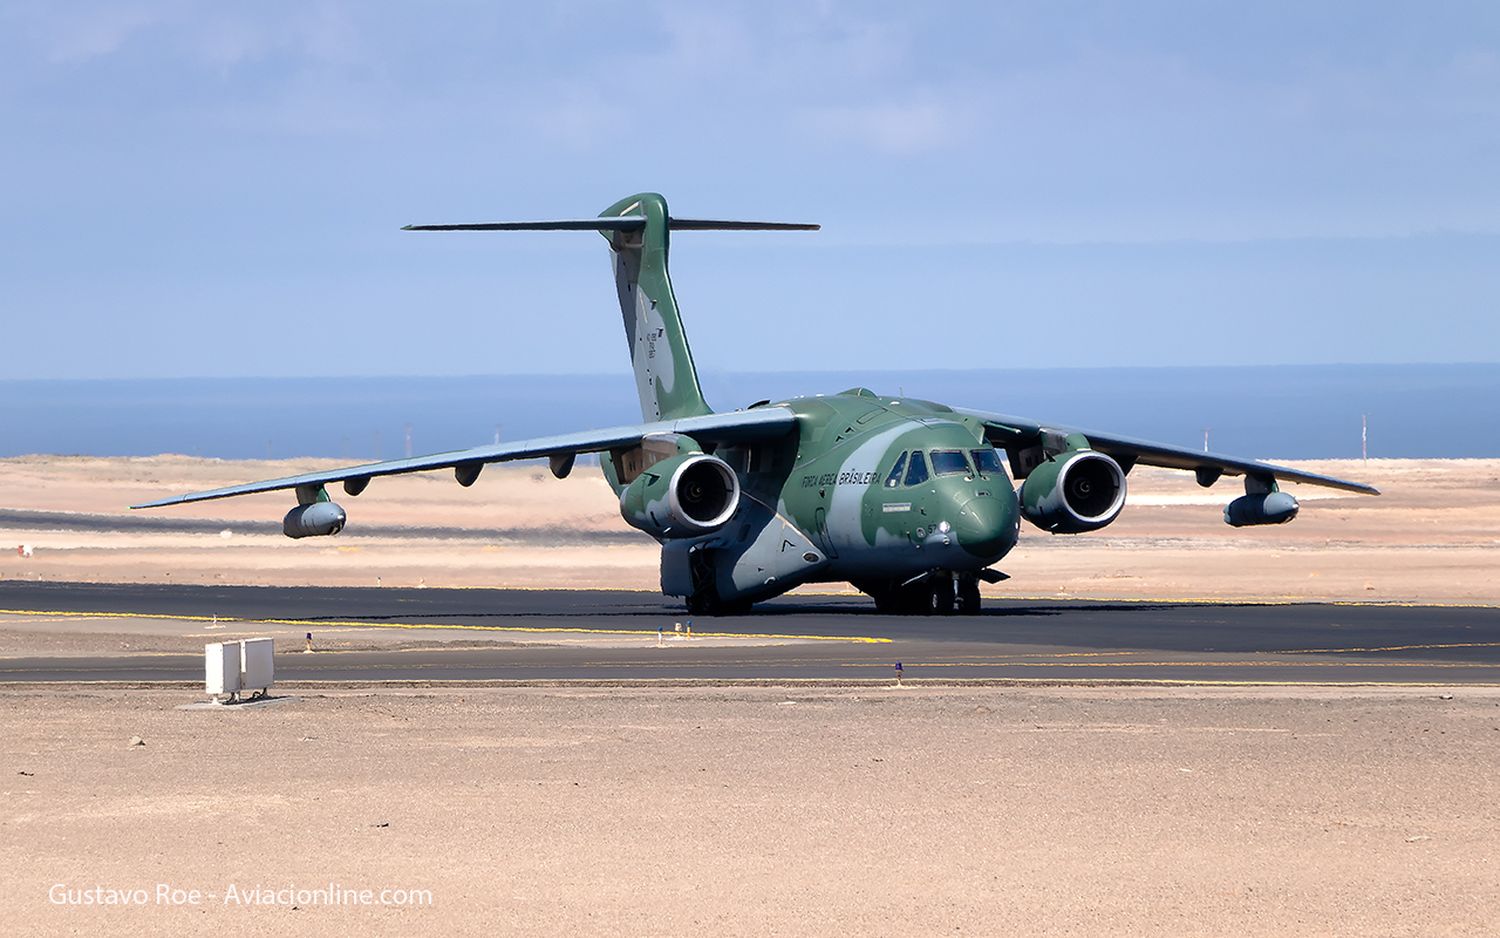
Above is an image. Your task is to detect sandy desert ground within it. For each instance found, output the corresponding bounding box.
[3,685,1498,937]
[0,455,1496,603]
[3,459,1498,937]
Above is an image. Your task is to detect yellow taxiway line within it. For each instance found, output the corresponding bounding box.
[0,607,890,644]
[1279,641,1500,654]
[857,660,1500,670]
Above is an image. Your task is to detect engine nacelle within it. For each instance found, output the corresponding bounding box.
[1018,450,1127,534]
[1224,491,1299,527]
[282,502,347,539]
[620,453,740,539]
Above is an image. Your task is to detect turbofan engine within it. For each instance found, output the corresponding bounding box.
[619,453,740,539]
[1018,450,1127,534]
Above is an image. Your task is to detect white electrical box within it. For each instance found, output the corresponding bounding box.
[239,638,275,693]
[205,642,240,697]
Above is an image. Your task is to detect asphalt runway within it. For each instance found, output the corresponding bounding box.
[3,581,1500,684]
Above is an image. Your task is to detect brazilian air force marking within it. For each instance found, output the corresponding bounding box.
[802,470,879,489]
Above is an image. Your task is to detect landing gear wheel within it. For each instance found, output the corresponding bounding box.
[933,577,955,615]
[873,591,903,615]
[956,575,982,615]
[685,591,715,616]
[901,582,937,616]
[685,590,752,617]
[874,586,921,615]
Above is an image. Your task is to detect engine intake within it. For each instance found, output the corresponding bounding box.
[283,502,347,539]
[620,453,740,539]
[1019,450,1126,534]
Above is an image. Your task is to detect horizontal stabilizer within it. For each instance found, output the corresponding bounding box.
[668,219,820,231]
[403,217,819,233]
[402,217,646,232]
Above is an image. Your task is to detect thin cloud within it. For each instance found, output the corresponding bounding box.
[31,3,161,63]
[800,96,975,155]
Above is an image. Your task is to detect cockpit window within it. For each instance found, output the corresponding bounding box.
[904,451,929,486]
[884,452,908,488]
[970,448,1005,477]
[930,450,971,477]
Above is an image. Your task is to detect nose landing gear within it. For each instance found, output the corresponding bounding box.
[956,574,982,615]
[869,573,983,615]
[934,573,983,615]
[934,579,954,615]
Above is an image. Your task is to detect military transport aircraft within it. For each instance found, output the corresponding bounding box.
[135,193,1378,615]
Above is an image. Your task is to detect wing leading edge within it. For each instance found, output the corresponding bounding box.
[958,408,1379,496]
[132,408,797,509]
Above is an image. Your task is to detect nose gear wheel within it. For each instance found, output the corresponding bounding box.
[869,573,983,616]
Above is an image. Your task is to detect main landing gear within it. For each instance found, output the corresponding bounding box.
[685,589,752,617]
[683,548,752,616]
[870,573,982,616]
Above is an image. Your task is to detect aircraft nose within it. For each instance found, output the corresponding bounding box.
[955,493,1016,563]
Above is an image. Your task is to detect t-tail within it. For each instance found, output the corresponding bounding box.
[404,192,818,422]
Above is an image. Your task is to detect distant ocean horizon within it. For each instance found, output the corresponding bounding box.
[1,363,1496,462]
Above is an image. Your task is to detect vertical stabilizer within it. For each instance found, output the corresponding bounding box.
[599,193,711,421]
[402,195,816,423]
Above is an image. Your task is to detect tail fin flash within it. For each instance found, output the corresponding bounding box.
[404,192,817,421]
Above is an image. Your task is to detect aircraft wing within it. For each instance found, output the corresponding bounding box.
[132,407,797,508]
[957,408,1379,495]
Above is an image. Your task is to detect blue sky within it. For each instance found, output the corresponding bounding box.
[3,1,1496,379]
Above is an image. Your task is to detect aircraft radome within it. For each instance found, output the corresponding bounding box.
[134,193,1378,615]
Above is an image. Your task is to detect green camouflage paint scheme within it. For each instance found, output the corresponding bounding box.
[773,391,1017,569]
[592,195,1021,606]
[606,386,1024,607]
[616,437,707,537]
[599,194,711,422]
[697,391,1017,605]
[133,191,1379,615]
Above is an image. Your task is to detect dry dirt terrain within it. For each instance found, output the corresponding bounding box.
[3,685,1498,937]
[0,455,1496,603]
[3,458,1498,936]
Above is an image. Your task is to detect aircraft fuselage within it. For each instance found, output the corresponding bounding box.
[610,387,1020,612]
